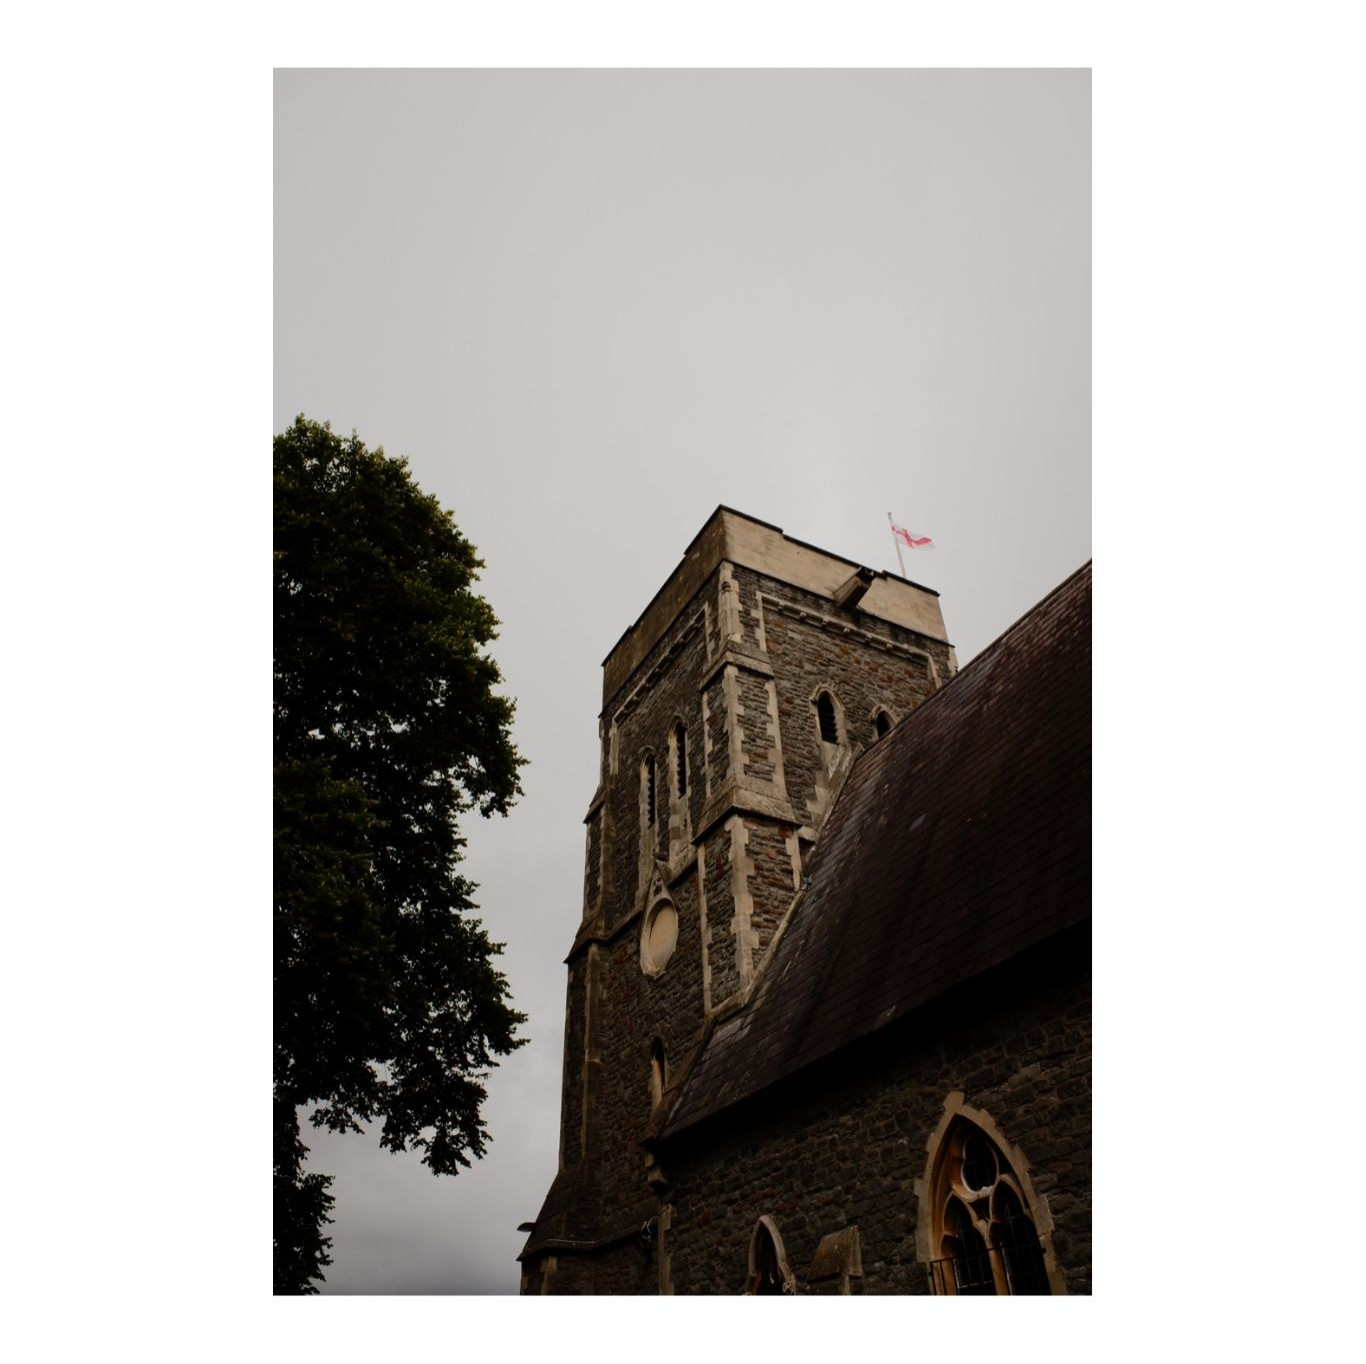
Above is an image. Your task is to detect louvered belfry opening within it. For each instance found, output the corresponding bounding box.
[816,691,839,743]
[644,755,656,826]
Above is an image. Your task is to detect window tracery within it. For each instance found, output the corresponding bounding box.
[928,1119,1050,1295]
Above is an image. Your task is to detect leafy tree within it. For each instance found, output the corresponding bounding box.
[273,416,526,1294]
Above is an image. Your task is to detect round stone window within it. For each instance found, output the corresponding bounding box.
[640,898,679,976]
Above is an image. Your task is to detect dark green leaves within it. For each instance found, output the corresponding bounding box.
[273,417,526,1293]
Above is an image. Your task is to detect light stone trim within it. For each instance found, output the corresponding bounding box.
[695,780,799,843]
[639,894,679,977]
[722,663,745,789]
[758,591,941,674]
[764,678,789,800]
[700,688,715,799]
[808,741,856,831]
[809,1226,863,1294]
[580,946,604,1162]
[746,1215,796,1294]
[699,645,773,690]
[869,701,900,732]
[601,508,948,704]
[609,609,707,727]
[728,816,759,990]
[784,828,803,894]
[581,814,595,919]
[696,843,714,1015]
[913,1091,1068,1297]
[719,562,743,645]
[724,514,946,637]
[809,680,850,763]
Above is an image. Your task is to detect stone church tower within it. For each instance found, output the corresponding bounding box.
[521,508,957,1294]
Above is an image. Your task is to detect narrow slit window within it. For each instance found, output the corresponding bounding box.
[674,722,688,797]
[875,710,892,738]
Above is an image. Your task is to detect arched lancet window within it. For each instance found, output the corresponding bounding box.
[673,721,688,797]
[874,709,892,738]
[928,1119,1050,1295]
[815,690,839,744]
[642,754,657,827]
[649,1037,667,1109]
[746,1216,794,1295]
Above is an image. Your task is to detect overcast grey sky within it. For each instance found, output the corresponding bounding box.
[274,67,1090,1294]
[3,0,1360,1346]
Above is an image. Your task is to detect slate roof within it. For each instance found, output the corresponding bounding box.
[663,561,1092,1138]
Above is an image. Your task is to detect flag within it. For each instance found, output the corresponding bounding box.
[890,519,934,550]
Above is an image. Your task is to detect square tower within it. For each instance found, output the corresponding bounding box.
[521,508,956,1294]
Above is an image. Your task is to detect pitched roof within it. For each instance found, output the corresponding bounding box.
[663,561,1092,1137]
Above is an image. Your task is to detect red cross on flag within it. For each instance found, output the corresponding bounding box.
[889,519,934,550]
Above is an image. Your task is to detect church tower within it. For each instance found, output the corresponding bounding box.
[519,508,956,1294]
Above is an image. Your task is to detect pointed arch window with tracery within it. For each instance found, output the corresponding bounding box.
[928,1120,1051,1295]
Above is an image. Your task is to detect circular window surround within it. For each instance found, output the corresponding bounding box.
[954,1131,999,1197]
[640,898,679,976]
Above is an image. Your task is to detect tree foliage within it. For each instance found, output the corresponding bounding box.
[273,416,526,1294]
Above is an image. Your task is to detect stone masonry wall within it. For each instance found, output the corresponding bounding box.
[742,820,799,966]
[558,957,586,1168]
[603,600,712,937]
[586,876,707,1235]
[700,823,737,1007]
[656,925,1091,1295]
[735,563,952,830]
[533,553,971,1293]
[565,567,722,1252]
[701,669,731,795]
[583,802,603,916]
[734,669,778,786]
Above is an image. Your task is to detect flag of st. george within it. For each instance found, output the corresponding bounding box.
[889,519,933,550]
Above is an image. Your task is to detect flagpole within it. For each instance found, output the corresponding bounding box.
[887,512,906,577]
